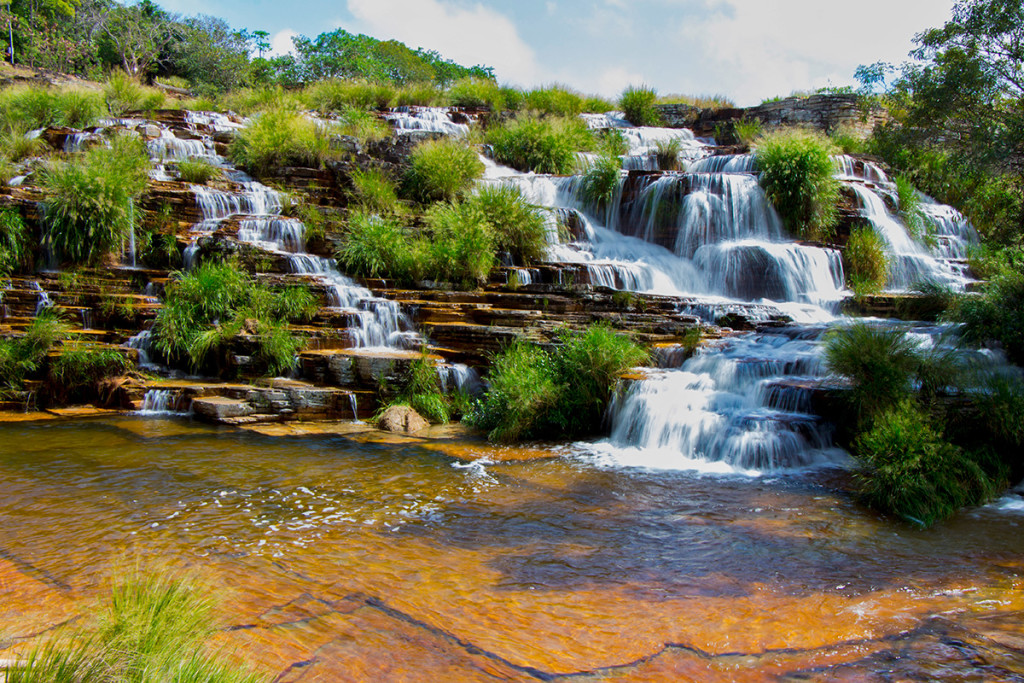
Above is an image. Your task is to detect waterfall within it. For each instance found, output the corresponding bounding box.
[846,183,971,291]
[137,389,180,415]
[579,329,847,473]
[384,107,471,136]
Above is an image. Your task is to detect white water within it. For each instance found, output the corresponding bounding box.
[578,328,849,474]
[385,107,471,136]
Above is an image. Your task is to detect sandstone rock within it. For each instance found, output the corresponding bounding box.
[377,404,429,434]
[191,397,254,420]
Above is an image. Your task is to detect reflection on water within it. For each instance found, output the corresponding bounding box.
[1,417,1023,681]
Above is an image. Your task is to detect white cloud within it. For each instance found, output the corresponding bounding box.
[269,29,299,57]
[345,0,543,86]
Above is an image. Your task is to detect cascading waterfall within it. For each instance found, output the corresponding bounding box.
[384,107,471,136]
[580,327,847,473]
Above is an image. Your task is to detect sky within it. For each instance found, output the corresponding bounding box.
[151,0,958,106]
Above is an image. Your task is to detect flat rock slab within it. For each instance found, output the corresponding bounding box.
[44,406,123,419]
[191,397,254,420]
[0,412,58,423]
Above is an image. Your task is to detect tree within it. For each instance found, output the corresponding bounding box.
[168,15,251,91]
[868,0,1024,245]
[251,29,269,58]
[96,0,170,76]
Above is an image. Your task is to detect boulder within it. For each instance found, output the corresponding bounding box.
[377,404,429,434]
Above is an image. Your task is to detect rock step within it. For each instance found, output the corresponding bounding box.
[298,348,436,395]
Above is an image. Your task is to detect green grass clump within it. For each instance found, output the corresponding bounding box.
[176,159,222,184]
[829,124,868,155]
[0,85,105,130]
[350,167,400,214]
[754,128,840,240]
[732,119,762,146]
[333,106,390,143]
[578,153,622,208]
[384,351,470,424]
[523,85,587,117]
[392,82,446,107]
[485,114,594,174]
[152,260,313,376]
[654,139,682,170]
[7,571,267,683]
[619,85,662,126]
[0,209,30,277]
[597,129,629,157]
[302,79,396,112]
[104,71,166,116]
[844,225,889,295]
[48,346,130,404]
[0,310,69,394]
[447,77,505,110]
[0,123,46,162]
[421,200,495,286]
[42,133,150,265]
[337,212,415,280]
[467,325,648,442]
[402,138,484,204]
[228,106,333,174]
[464,185,547,265]
[854,400,1000,527]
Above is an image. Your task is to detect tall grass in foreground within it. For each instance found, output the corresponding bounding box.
[6,571,267,683]
[467,326,649,442]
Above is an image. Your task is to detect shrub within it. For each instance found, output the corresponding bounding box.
[466,341,559,442]
[402,138,484,204]
[578,154,622,208]
[546,325,650,436]
[844,225,889,295]
[658,93,735,109]
[619,85,662,126]
[447,77,505,110]
[829,124,867,155]
[349,167,400,214]
[485,115,594,174]
[956,253,1024,365]
[392,82,446,107]
[152,260,308,376]
[337,212,416,280]
[41,133,150,265]
[654,138,682,170]
[464,184,547,265]
[854,400,1000,527]
[824,322,920,425]
[177,158,222,184]
[755,128,840,240]
[467,325,648,442]
[0,209,30,277]
[422,201,495,286]
[229,106,337,174]
[384,351,468,424]
[582,95,616,113]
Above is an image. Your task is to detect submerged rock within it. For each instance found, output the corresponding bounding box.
[377,405,429,434]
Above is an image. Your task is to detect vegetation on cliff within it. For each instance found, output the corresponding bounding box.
[468,326,649,443]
